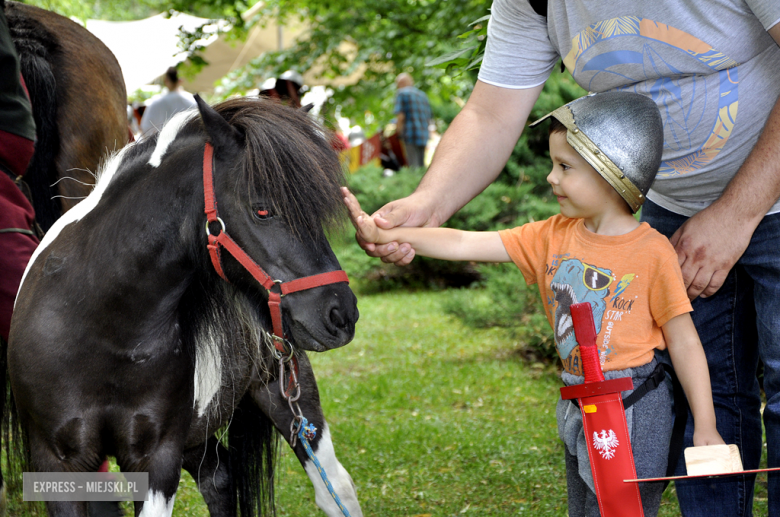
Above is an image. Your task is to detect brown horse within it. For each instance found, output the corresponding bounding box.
[5,1,128,232]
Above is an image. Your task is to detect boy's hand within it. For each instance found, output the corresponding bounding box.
[692,426,726,447]
[342,187,380,244]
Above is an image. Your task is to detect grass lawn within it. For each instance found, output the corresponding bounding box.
[8,289,769,515]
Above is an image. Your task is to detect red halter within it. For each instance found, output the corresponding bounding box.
[202,142,349,342]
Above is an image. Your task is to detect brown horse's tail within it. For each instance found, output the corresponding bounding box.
[9,11,62,233]
[229,395,280,516]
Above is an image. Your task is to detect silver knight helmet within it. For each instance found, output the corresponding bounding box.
[531,92,663,213]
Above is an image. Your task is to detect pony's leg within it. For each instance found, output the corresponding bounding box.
[24,429,122,517]
[181,437,234,517]
[250,352,363,517]
[129,446,182,517]
[25,425,96,517]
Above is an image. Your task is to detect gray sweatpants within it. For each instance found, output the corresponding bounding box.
[556,358,673,517]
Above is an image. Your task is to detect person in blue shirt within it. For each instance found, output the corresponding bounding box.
[394,73,432,168]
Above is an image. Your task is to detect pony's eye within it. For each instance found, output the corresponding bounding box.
[253,206,273,220]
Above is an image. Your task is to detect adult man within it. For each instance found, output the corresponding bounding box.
[140,66,196,135]
[394,73,432,168]
[363,1,780,515]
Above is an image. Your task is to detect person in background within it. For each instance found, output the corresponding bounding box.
[259,70,304,108]
[393,73,432,168]
[140,66,196,135]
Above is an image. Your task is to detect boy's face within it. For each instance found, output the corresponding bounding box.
[546,131,628,219]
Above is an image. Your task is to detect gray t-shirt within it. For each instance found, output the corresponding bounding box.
[479,0,780,216]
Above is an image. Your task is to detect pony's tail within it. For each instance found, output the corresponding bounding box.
[0,336,30,507]
[229,395,279,517]
[15,36,61,233]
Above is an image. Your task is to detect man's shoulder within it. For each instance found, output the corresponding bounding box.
[144,92,166,107]
[399,86,426,98]
[167,90,197,106]
[174,90,197,101]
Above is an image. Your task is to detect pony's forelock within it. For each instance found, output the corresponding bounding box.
[191,98,347,241]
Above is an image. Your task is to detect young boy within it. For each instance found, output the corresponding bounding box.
[343,92,724,516]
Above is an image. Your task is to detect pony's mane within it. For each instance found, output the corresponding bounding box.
[189,98,346,241]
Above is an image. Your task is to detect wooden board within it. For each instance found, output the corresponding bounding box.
[684,444,742,476]
[624,466,780,483]
[626,444,780,483]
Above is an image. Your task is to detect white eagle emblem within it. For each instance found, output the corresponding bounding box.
[593,429,619,459]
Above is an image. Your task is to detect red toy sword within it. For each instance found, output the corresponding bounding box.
[560,302,644,517]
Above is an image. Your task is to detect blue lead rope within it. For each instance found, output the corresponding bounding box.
[297,417,352,517]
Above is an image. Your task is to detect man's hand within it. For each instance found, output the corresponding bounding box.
[356,193,441,266]
[670,203,757,299]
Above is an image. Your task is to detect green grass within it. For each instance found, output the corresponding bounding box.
[7,289,770,515]
[267,290,566,516]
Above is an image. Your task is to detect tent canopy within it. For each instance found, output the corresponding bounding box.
[86,7,363,96]
[86,12,225,93]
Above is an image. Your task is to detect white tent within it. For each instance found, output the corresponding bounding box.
[86,6,363,96]
[86,12,225,94]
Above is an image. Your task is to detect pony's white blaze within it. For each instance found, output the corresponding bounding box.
[148,109,196,168]
[193,328,222,418]
[138,490,175,517]
[16,144,133,302]
[303,425,363,517]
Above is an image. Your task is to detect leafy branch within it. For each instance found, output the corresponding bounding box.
[426,14,489,74]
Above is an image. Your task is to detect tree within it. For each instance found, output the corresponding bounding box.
[217,0,493,132]
[19,0,490,132]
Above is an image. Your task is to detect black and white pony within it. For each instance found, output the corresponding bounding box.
[8,96,362,516]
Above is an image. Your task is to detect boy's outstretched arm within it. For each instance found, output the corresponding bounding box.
[342,187,511,263]
[663,313,725,446]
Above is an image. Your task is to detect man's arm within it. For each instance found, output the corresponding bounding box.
[364,80,544,265]
[140,104,154,134]
[396,111,405,140]
[670,25,780,299]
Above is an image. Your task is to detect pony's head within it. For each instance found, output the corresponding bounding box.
[184,96,358,352]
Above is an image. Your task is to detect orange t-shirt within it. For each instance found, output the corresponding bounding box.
[499,215,692,375]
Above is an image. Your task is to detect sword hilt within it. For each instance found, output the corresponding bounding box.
[570,302,605,383]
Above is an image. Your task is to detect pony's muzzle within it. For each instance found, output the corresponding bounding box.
[323,291,358,340]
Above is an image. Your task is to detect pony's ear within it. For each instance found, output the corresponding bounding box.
[301,103,314,113]
[194,94,242,151]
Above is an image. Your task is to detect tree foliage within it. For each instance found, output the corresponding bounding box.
[20,0,491,132]
[217,0,492,132]
[18,0,244,22]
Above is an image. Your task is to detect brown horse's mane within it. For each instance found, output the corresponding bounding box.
[194,97,347,242]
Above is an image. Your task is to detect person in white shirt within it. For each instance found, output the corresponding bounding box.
[140,66,196,135]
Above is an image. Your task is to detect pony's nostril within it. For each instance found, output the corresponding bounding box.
[329,307,346,329]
